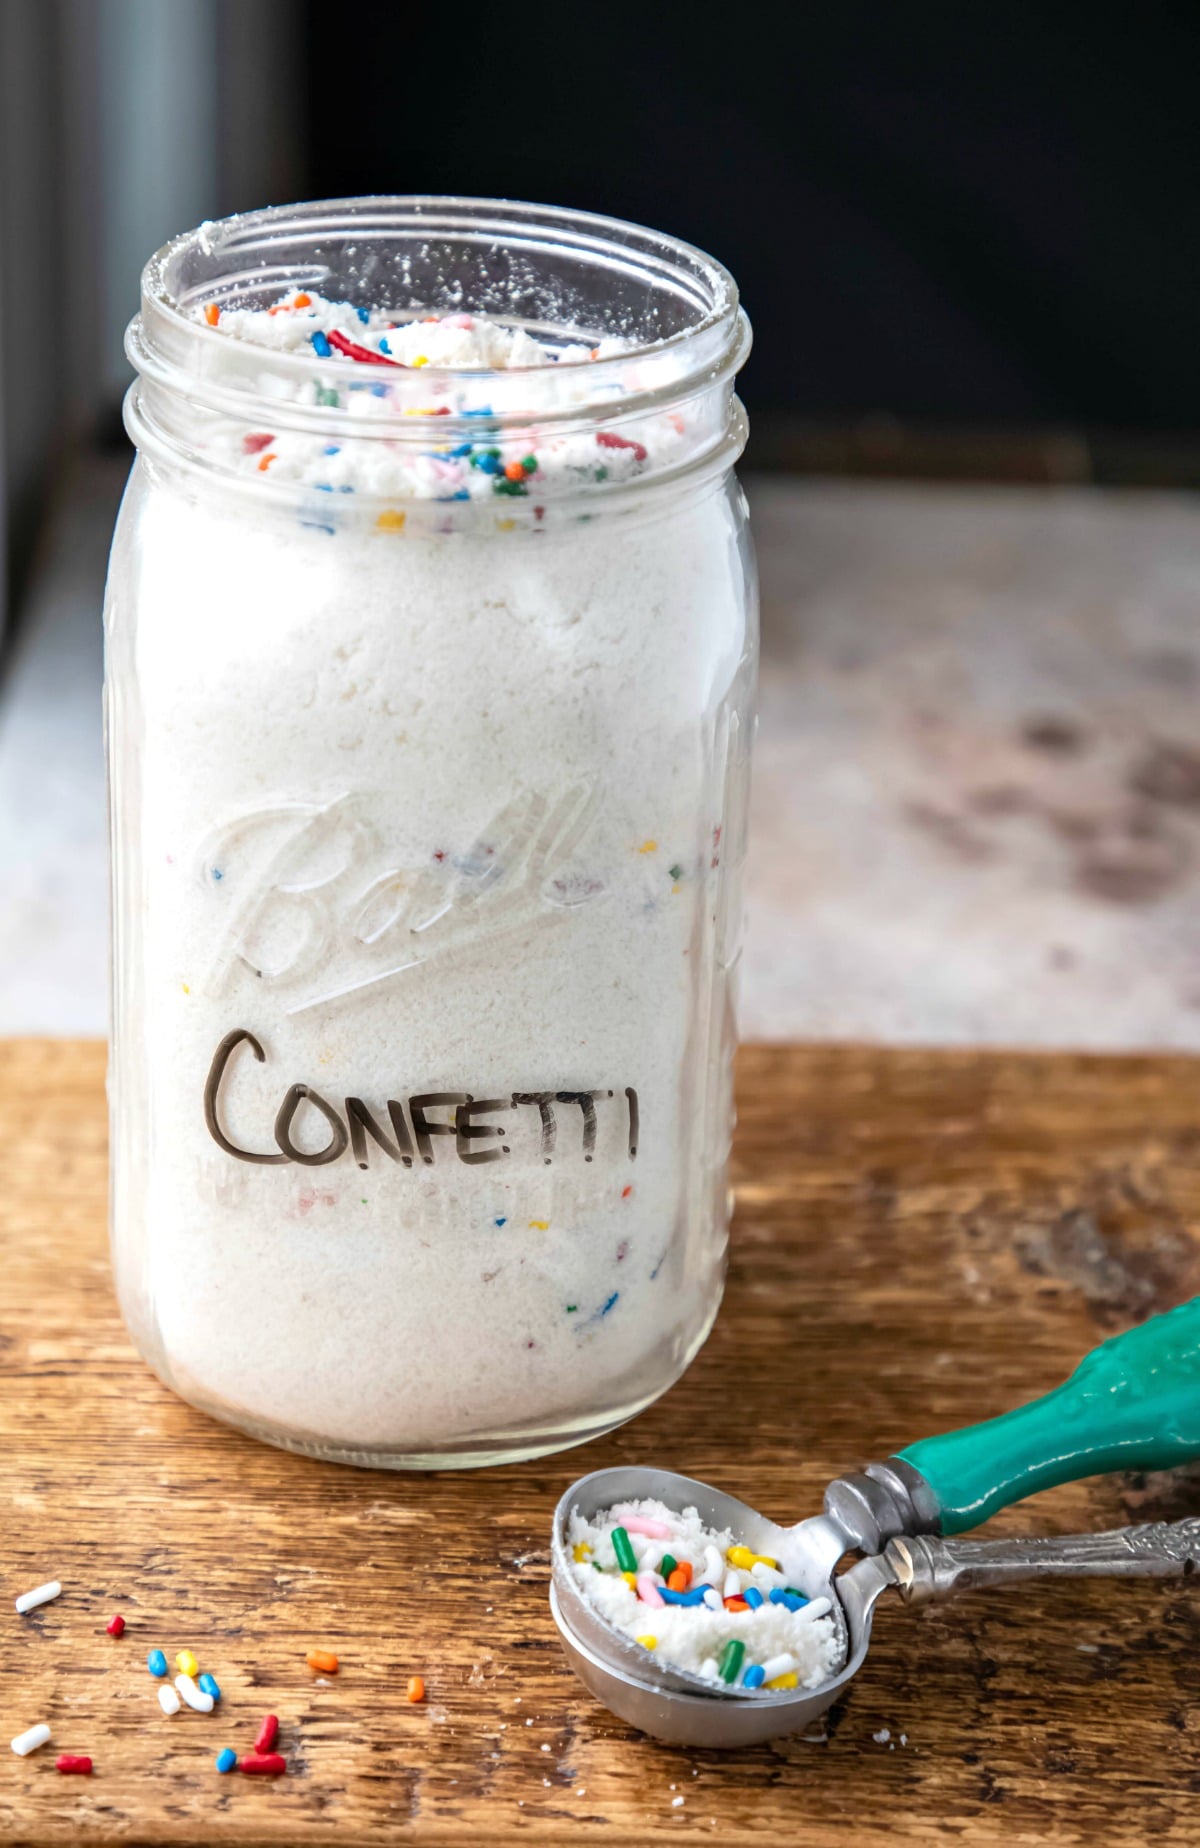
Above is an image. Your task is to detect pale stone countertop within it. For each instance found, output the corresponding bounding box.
[2,462,1199,1046]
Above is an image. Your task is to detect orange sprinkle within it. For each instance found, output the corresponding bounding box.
[257,453,276,472]
[724,1596,749,1613]
[621,1184,633,1199]
[306,1650,339,1674]
[504,461,526,482]
[406,1676,425,1703]
[667,1564,693,1593]
[204,302,220,326]
[293,291,312,308]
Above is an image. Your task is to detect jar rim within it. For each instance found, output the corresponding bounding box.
[129,194,751,438]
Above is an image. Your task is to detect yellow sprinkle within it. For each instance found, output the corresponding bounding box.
[671,883,681,894]
[573,1543,592,1563]
[766,1671,798,1690]
[637,839,658,854]
[727,1545,779,1571]
[175,1649,199,1678]
[412,355,429,367]
[181,981,190,994]
[636,1635,657,1649]
[495,517,516,533]
[529,1219,550,1231]
[376,509,406,532]
[621,1571,637,1588]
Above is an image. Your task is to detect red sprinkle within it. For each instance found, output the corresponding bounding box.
[239,1752,287,1776]
[106,1613,125,1637]
[327,329,402,368]
[56,1755,93,1775]
[242,432,275,455]
[254,1714,280,1754]
[596,429,648,463]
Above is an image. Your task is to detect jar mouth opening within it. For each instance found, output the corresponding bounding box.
[131,195,750,435]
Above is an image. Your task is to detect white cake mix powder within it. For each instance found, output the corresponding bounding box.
[568,1499,844,1690]
[108,276,754,1463]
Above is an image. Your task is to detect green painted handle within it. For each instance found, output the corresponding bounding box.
[897,1296,1200,1535]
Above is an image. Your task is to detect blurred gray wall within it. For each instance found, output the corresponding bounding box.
[0,0,301,630]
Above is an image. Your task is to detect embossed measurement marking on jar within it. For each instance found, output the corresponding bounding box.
[203,1028,640,1170]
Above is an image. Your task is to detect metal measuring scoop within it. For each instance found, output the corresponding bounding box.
[550,1465,1200,1747]
[549,1296,1200,1747]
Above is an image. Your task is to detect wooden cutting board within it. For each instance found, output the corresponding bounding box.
[2,1039,1199,1846]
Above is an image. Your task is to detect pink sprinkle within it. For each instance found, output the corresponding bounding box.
[242,432,275,455]
[621,1516,673,1539]
[448,314,475,329]
[636,1573,665,1607]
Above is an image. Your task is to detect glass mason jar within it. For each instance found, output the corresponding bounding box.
[106,197,756,1468]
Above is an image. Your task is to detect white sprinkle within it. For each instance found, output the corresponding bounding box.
[760,1653,797,1682]
[798,1596,833,1622]
[540,1743,551,1753]
[900,1733,908,1745]
[703,1545,724,1586]
[1077,1643,1099,1653]
[749,1560,787,1589]
[699,1657,719,1680]
[576,1787,586,1795]
[873,1728,891,1744]
[672,1795,684,1807]
[175,1673,215,1713]
[526,1718,533,1726]
[702,1587,722,1612]
[14,1581,61,1616]
[10,1723,51,1757]
[722,1570,741,1600]
[158,1684,181,1715]
[543,1777,551,1787]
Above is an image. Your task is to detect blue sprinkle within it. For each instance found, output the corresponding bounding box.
[147,1649,167,1678]
[658,1584,709,1607]
[494,1216,507,1227]
[311,330,332,359]
[768,1588,790,1607]
[447,442,473,458]
[475,453,501,475]
[215,1747,237,1774]
[301,521,336,536]
[371,382,388,397]
[462,405,494,417]
[211,867,223,882]
[323,444,341,456]
[742,1586,764,1610]
[785,1589,809,1608]
[198,1673,221,1701]
[599,1290,619,1317]
[339,484,355,493]
[742,1665,766,1690]
[315,483,333,492]
[378,337,392,355]
[437,489,471,502]
[356,305,369,324]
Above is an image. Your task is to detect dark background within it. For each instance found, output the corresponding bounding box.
[303,3,1200,437]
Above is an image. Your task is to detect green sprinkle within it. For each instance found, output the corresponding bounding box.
[521,455,538,473]
[611,1526,638,1574]
[566,1304,578,1313]
[315,383,340,408]
[668,863,683,881]
[493,476,527,496]
[594,464,609,482]
[718,1639,746,1684]
[660,1553,678,1580]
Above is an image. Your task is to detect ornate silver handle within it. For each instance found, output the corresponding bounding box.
[886,1516,1200,1603]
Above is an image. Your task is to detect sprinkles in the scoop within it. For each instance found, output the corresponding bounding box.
[568,1498,844,1695]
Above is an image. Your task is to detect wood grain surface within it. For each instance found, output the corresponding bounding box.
[2,1039,1199,1846]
